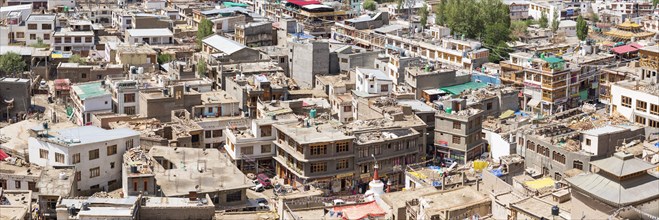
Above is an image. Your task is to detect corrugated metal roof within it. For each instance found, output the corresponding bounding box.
[590,152,657,177]
[71,82,110,100]
[566,173,659,206]
[202,35,245,55]
[440,82,488,95]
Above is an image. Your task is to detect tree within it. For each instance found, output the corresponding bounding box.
[510,20,528,40]
[157,54,173,64]
[654,0,659,9]
[538,12,548,28]
[590,12,599,23]
[484,22,511,62]
[0,52,26,75]
[363,0,376,11]
[197,57,207,77]
[68,54,86,64]
[434,0,445,25]
[576,15,589,41]
[551,10,559,33]
[419,4,428,27]
[196,18,214,48]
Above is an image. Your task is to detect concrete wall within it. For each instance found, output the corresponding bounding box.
[289,40,329,88]
[0,78,32,119]
[56,64,123,83]
[139,199,215,220]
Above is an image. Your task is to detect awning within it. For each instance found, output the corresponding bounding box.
[611,44,639,54]
[527,98,540,108]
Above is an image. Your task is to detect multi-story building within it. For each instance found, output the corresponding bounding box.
[404,65,469,100]
[0,78,32,120]
[52,20,95,55]
[527,0,560,24]
[138,85,202,122]
[0,160,41,191]
[235,21,274,47]
[355,68,393,96]
[107,78,140,115]
[28,125,139,194]
[225,73,294,118]
[505,0,530,20]
[36,166,77,220]
[434,100,484,164]
[70,81,113,126]
[273,122,355,190]
[610,80,659,131]
[287,39,330,88]
[24,14,55,45]
[125,28,174,45]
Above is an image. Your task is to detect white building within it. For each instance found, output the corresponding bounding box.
[28,126,139,192]
[610,79,659,131]
[106,78,140,115]
[70,81,112,126]
[558,20,576,37]
[24,14,56,45]
[355,68,393,96]
[52,22,95,53]
[125,28,173,45]
[528,1,560,24]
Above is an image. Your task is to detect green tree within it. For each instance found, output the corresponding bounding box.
[538,12,548,28]
[197,57,207,77]
[363,0,376,11]
[551,11,559,32]
[510,20,528,40]
[69,54,86,64]
[484,22,511,62]
[196,18,214,48]
[157,54,173,64]
[434,0,445,25]
[419,5,428,27]
[576,15,589,41]
[0,52,26,74]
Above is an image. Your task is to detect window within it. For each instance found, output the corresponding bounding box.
[90,167,100,178]
[205,130,212,138]
[28,24,37,30]
[453,121,461,129]
[90,185,100,189]
[226,190,242,203]
[310,144,327,155]
[380,84,389,92]
[635,115,646,125]
[452,135,461,144]
[344,105,352,112]
[310,162,327,173]
[89,149,99,160]
[30,34,36,40]
[652,104,659,116]
[486,102,493,110]
[85,37,92,43]
[374,145,381,155]
[55,153,64,163]
[336,159,349,170]
[74,37,81,43]
[621,96,632,108]
[108,180,117,187]
[212,129,222,138]
[75,171,81,181]
[126,139,134,149]
[261,145,271,153]
[110,162,115,169]
[260,126,271,137]
[650,119,659,128]
[15,181,21,188]
[40,149,48,159]
[585,139,591,146]
[143,180,148,191]
[43,34,50,40]
[42,23,52,29]
[241,146,253,155]
[573,160,583,170]
[28,182,37,191]
[16,32,24,38]
[124,93,135,102]
[124,106,135,115]
[336,142,349,153]
[340,58,348,63]
[107,145,117,155]
[82,73,87,78]
[636,100,647,111]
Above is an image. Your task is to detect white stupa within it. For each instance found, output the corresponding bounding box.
[364,160,385,200]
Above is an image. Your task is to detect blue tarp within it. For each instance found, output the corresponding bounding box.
[491,169,504,177]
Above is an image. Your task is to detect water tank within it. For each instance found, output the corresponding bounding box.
[309,109,317,118]
[59,172,68,180]
[445,107,452,114]
[137,67,144,74]
[551,205,559,216]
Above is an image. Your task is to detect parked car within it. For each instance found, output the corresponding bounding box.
[250,184,265,192]
[257,173,272,189]
[441,157,455,165]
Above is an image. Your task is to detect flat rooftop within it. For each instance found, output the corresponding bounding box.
[0,120,77,154]
[511,197,570,219]
[32,126,139,147]
[71,81,111,100]
[36,167,76,196]
[419,187,489,214]
[355,128,418,144]
[148,146,253,196]
[614,79,659,97]
[200,90,239,104]
[273,122,354,144]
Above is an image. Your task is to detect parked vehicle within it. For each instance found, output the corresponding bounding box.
[257,173,272,189]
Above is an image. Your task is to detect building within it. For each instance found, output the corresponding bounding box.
[70,81,113,126]
[201,35,260,62]
[566,152,659,219]
[404,65,469,100]
[24,14,56,45]
[405,187,491,220]
[0,189,32,220]
[610,79,659,131]
[288,39,330,88]
[0,160,41,191]
[273,122,355,189]
[224,73,295,118]
[36,166,77,220]
[56,196,138,220]
[505,0,530,20]
[28,125,139,194]
[0,78,32,122]
[138,85,202,122]
[639,46,659,82]
[56,63,124,83]
[122,147,156,197]
[147,146,253,209]
[114,43,158,66]
[52,20,95,55]
[235,21,274,47]
[434,101,485,164]
[355,68,393,96]
[125,28,174,45]
[106,78,140,115]
[329,45,380,74]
